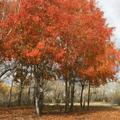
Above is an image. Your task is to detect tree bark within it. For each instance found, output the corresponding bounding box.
[35,78,44,116]
[34,65,44,116]
[27,85,31,104]
[35,78,40,116]
[65,79,68,112]
[87,81,91,109]
[33,85,36,105]
[80,84,84,109]
[70,80,75,111]
[65,78,70,113]
[18,81,23,106]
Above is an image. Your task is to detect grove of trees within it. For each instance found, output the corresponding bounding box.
[0,0,119,116]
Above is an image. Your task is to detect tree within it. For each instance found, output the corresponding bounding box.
[14,64,28,106]
[0,0,79,115]
[0,0,119,115]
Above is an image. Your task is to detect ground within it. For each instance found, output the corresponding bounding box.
[0,103,120,120]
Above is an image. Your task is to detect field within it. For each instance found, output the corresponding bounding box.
[0,104,120,120]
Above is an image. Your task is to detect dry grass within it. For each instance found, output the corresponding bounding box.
[0,105,120,120]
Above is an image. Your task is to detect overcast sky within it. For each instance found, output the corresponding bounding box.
[97,0,120,48]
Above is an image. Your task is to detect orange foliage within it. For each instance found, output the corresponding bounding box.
[0,0,119,85]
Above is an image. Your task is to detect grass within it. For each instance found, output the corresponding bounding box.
[0,103,120,120]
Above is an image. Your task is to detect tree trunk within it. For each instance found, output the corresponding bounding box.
[65,79,68,112]
[70,80,75,111]
[39,88,44,115]
[8,79,14,107]
[28,85,31,104]
[18,81,23,106]
[80,84,84,109]
[87,81,91,109]
[35,79,44,116]
[35,79,40,116]
[33,85,36,105]
[65,79,70,113]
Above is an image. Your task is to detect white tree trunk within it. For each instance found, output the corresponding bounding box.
[35,97,40,116]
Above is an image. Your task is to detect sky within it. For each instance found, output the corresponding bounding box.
[97,0,120,48]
